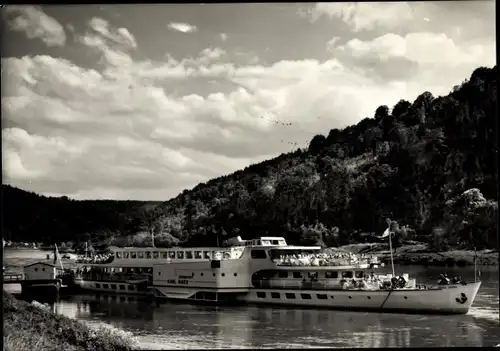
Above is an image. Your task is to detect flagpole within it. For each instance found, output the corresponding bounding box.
[55,244,64,270]
[388,230,395,277]
[474,247,477,283]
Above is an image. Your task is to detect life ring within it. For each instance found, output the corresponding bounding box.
[455,293,468,304]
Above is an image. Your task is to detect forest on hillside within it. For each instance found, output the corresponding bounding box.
[147,66,498,251]
[3,66,498,251]
[1,185,160,247]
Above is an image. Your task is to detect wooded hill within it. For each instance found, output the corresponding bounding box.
[3,66,497,251]
[1,185,160,247]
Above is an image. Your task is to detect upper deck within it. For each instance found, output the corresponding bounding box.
[76,236,376,269]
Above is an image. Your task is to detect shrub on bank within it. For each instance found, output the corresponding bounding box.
[3,291,138,351]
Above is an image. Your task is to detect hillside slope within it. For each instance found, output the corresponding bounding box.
[149,66,497,250]
[1,185,159,245]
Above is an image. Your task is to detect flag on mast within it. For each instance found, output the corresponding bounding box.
[54,244,64,270]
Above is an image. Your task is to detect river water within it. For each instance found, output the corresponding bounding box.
[3,249,499,348]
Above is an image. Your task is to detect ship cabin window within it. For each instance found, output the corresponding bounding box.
[271,292,280,299]
[185,251,193,259]
[279,240,286,245]
[122,252,129,259]
[110,284,116,290]
[131,252,137,259]
[325,271,338,279]
[103,284,109,289]
[251,250,267,259]
[271,240,280,246]
[169,252,176,259]
[177,251,184,259]
[146,252,152,259]
[308,272,318,280]
[223,251,231,259]
[262,240,271,246]
[116,252,122,259]
[285,293,296,299]
[355,271,364,278]
[96,283,101,288]
[293,272,303,279]
[119,285,125,290]
[257,292,266,299]
[278,271,288,279]
[162,252,169,259]
[138,252,145,259]
[317,294,328,300]
[203,251,211,259]
[301,293,312,300]
[128,285,135,291]
[194,251,202,259]
[153,252,159,259]
[342,271,354,279]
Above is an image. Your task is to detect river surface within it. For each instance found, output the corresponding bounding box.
[3,249,499,348]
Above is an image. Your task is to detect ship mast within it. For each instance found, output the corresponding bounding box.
[380,218,396,277]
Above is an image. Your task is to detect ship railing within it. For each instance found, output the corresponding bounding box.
[252,278,386,291]
[79,273,151,282]
[274,259,370,267]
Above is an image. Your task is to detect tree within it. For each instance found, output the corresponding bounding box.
[374,105,389,123]
[308,134,326,155]
[391,99,411,120]
[139,207,163,247]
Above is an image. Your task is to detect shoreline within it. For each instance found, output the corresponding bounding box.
[339,243,498,266]
[3,291,138,351]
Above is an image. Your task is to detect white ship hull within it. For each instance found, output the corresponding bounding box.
[149,282,481,314]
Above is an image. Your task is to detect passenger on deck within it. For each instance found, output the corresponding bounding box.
[438,273,450,285]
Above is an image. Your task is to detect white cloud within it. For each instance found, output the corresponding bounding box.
[88,17,137,49]
[220,33,228,41]
[304,2,414,32]
[333,32,494,82]
[5,5,66,46]
[1,16,495,200]
[167,22,197,33]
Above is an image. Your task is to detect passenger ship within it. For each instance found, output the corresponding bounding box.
[75,236,481,314]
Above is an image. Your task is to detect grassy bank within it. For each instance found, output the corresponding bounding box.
[341,243,499,266]
[3,291,138,351]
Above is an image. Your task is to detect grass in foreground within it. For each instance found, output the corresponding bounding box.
[3,291,138,351]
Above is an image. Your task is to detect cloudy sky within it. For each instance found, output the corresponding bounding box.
[1,2,496,201]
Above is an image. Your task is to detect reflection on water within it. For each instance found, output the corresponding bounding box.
[5,252,499,348]
[49,292,497,348]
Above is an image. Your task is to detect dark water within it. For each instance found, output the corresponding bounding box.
[4,252,499,348]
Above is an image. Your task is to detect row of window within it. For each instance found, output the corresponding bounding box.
[115,250,232,260]
[256,292,410,300]
[158,272,239,277]
[257,291,326,300]
[94,283,135,291]
[33,267,49,272]
[275,271,363,279]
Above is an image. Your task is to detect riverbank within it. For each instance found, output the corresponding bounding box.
[3,291,138,351]
[340,243,499,266]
